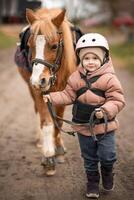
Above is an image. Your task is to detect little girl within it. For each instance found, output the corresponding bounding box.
[43,33,125,198]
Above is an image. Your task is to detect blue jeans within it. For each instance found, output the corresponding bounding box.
[77,131,117,172]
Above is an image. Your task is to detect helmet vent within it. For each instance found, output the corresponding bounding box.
[92,38,96,42]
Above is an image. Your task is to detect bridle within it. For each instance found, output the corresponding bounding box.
[30,25,83,88]
[31,37,64,87]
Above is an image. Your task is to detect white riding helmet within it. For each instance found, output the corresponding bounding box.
[76,33,109,53]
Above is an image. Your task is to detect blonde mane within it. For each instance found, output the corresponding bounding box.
[30,8,77,89]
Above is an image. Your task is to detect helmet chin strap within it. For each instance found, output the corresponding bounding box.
[84,68,89,75]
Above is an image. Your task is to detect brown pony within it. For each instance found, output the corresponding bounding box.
[16,8,77,176]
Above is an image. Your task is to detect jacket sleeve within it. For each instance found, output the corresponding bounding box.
[49,77,77,106]
[101,75,125,120]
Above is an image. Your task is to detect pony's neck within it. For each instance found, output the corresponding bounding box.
[62,21,76,73]
[55,21,77,89]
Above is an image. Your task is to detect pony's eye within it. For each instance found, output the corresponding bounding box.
[51,44,58,50]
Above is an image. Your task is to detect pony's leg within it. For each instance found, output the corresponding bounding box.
[34,112,43,148]
[17,67,40,143]
[27,84,44,147]
[54,106,67,163]
[17,67,56,175]
[41,122,56,176]
[17,67,37,113]
[32,91,56,175]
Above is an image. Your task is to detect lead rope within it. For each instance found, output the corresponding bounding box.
[46,99,108,140]
[46,99,76,136]
[89,109,108,141]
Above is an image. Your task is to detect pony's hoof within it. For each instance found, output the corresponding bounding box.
[56,146,67,155]
[46,169,56,176]
[56,155,65,163]
[41,156,56,176]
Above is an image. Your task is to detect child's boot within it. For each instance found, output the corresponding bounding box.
[86,171,100,198]
[101,166,114,191]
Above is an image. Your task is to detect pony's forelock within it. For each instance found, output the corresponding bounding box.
[31,19,57,42]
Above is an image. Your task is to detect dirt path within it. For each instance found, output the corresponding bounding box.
[0,47,134,200]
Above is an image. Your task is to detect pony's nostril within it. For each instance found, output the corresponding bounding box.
[40,78,46,86]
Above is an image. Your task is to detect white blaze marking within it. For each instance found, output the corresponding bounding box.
[35,35,45,59]
[31,35,46,85]
[42,124,55,157]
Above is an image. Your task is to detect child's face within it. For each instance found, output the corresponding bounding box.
[82,53,102,72]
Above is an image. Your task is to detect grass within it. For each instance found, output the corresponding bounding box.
[111,42,134,72]
[0,31,17,49]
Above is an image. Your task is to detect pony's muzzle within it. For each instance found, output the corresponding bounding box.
[30,77,40,89]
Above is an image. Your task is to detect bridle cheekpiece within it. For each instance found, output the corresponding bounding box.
[31,37,64,87]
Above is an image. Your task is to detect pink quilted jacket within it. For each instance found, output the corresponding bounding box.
[49,59,125,136]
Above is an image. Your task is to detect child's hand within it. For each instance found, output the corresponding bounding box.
[95,109,104,119]
[43,94,51,103]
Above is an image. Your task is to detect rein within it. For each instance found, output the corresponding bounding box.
[46,99,108,141]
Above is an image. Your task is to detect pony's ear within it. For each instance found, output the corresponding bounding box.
[26,8,37,24]
[52,9,66,28]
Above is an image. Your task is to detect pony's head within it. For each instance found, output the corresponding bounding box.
[26,8,76,92]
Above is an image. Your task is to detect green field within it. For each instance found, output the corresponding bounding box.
[0,31,17,49]
[111,42,134,72]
